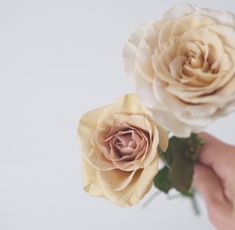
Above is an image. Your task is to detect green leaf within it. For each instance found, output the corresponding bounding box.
[160,133,204,194]
[153,166,172,193]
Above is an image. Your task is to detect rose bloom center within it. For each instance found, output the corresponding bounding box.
[100,126,151,164]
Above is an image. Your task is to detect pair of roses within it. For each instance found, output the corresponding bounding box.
[78,4,235,207]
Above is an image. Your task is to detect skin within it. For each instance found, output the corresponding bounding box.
[193,133,235,230]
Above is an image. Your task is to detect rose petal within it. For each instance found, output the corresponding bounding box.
[162,3,195,20]
[98,169,136,192]
[82,160,104,197]
[97,158,158,207]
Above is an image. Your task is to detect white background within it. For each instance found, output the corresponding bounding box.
[0,0,235,229]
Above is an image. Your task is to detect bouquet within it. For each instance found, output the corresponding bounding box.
[77,4,235,211]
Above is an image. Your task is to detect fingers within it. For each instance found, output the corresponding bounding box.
[193,164,233,227]
[193,164,226,207]
[194,133,235,228]
[197,132,233,180]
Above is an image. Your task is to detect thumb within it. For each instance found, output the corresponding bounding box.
[193,164,227,209]
[193,164,233,230]
[198,132,233,180]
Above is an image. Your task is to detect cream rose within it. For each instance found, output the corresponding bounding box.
[123,4,235,137]
[77,94,168,207]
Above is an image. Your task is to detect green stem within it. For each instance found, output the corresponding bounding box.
[141,191,161,209]
[190,191,200,216]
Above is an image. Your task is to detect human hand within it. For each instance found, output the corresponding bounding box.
[193,133,235,230]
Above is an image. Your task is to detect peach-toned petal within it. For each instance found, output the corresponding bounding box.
[98,94,152,125]
[78,93,169,206]
[180,28,224,60]
[170,14,216,38]
[78,107,116,171]
[86,148,117,171]
[98,169,136,192]
[201,7,235,27]
[123,4,235,136]
[156,125,169,151]
[162,3,195,20]
[139,126,159,168]
[97,158,158,207]
[82,160,104,197]
[151,109,202,138]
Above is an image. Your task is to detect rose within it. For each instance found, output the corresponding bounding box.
[77,94,168,207]
[123,3,235,137]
